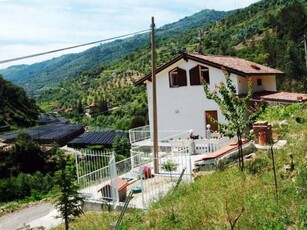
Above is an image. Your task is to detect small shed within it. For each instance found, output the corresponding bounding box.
[98,178,128,202]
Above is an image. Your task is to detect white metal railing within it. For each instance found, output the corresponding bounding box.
[74,146,194,209]
[129,125,150,144]
[171,136,233,154]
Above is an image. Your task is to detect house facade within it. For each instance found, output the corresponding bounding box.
[135,52,283,140]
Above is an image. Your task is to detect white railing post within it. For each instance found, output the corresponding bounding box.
[109,154,119,209]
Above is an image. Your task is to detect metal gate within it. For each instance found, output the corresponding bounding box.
[75,150,119,209]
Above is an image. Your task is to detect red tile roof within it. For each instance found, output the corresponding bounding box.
[135,52,284,85]
[189,53,284,75]
[253,91,307,103]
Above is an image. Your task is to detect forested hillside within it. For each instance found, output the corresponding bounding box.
[0,9,230,97]
[0,75,40,127]
[37,0,307,131]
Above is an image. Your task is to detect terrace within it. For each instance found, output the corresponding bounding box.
[129,125,233,156]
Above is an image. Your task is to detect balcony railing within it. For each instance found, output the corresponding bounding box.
[129,125,150,144]
[171,137,233,154]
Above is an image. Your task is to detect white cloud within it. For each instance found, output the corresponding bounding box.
[0,0,259,69]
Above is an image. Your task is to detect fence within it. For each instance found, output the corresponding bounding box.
[75,147,193,209]
[129,125,150,144]
[170,136,232,154]
[129,126,194,144]
[129,145,193,208]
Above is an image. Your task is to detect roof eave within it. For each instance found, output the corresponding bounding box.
[134,52,284,86]
[134,53,186,86]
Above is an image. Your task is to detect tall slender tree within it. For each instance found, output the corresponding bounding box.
[53,150,84,230]
[203,69,261,171]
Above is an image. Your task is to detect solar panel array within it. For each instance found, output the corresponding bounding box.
[67,131,129,148]
[37,114,69,125]
[0,124,84,146]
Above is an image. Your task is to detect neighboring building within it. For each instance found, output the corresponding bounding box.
[67,131,129,149]
[135,52,285,139]
[0,124,84,146]
[37,113,69,125]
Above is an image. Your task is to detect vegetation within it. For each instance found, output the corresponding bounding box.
[0,136,81,217]
[0,75,40,127]
[0,134,53,203]
[53,150,84,230]
[52,103,307,230]
[112,135,131,159]
[203,71,262,171]
[0,10,229,97]
[33,0,307,132]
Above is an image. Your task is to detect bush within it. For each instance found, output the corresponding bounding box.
[0,172,53,203]
[246,157,269,175]
[259,103,302,121]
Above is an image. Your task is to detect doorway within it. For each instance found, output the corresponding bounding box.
[205,110,218,132]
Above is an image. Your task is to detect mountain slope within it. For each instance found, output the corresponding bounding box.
[0,9,230,96]
[0,75,40,127]
[37,0,307,131]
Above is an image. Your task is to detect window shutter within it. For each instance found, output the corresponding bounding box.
[189,66,200,85]
[178,68,187,87]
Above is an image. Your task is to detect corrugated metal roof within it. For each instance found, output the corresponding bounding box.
[67,131,129,147]
[0,124,84,144]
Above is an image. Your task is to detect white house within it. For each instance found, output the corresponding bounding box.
[134,52,284,141]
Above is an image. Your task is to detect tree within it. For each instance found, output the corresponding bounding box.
[203,70,261,171]
[112,135,131,158]
[12,133,46,174]
[53,150,84,230]
[76,100,83,114]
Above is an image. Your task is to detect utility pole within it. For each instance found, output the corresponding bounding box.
[151,17,159,174]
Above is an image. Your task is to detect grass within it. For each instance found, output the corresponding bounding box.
[52,104,307,230]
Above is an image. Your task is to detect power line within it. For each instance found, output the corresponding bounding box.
[0,29,150,65]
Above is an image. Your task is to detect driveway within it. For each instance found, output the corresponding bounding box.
[0,201,61,230]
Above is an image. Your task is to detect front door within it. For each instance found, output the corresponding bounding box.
[205,110,218,132]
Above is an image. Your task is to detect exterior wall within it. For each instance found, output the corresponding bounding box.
[237,74,277,94]
[147,59,228,140]
[146,60,277,140]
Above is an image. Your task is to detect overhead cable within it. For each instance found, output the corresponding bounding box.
[0,29,150,64]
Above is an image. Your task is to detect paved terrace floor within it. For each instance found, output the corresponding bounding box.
[79,150,215,209]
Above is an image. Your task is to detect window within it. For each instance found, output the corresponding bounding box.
[169,67,187,88]
[257,78,262,86]
[189,65,210,86]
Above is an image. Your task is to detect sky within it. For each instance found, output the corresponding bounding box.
[0,0,259,69]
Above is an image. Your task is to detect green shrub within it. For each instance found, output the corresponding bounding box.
[246,157,269,174]
[259,103,302,122]
[162,160,177,172]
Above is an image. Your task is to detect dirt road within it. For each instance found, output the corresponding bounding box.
[0,202,60,230]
